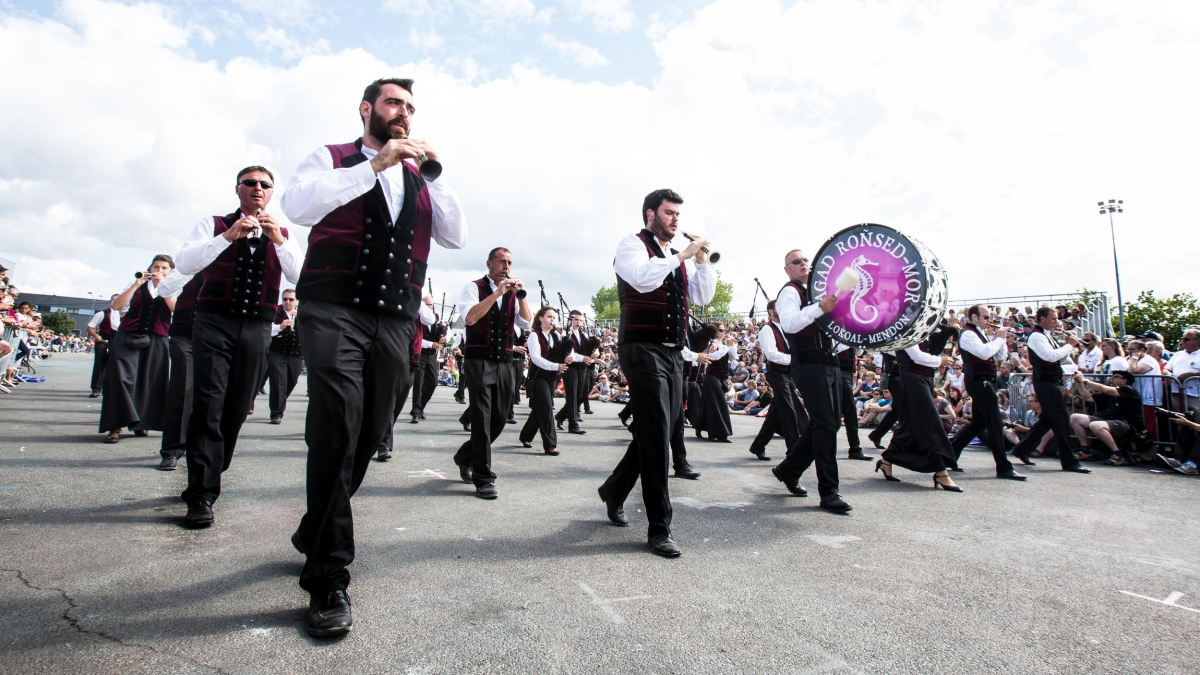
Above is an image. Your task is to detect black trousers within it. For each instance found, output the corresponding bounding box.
[98,332,170,433]
[776,362,842,498]
[380,361,417,456]
[555,365,586,428]
[871,375,902,440]
[182,313,270,506]
[601,343,683,538]
[750,369,807,455]
[1014,380,1079,469]
[519,375,558,450]
[453,358,514,486]
[508,357,524,418]
[455,356,468,402]
[951,379,1014,474]
[89,341,109,394]
[582,367,595,413]
[294,301,414,596]
[268,351,303,417]
[684,381,702,426]
[409,351,438,416]
[160,336,193,458]
[839,369,862,451]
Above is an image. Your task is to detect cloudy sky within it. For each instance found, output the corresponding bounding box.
[1,0,1197,315]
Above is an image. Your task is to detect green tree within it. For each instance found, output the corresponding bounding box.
[591,283,621,321]
[1122,291,1200,347]
[42,310,76,335]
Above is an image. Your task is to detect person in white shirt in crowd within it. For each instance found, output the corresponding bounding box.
[1097,337,1128,375]
[1164,329,1200,468]
[1126,338,1164,440]
[280,78,466,637]
[86,294,120,397]
[1076,332,1102,373]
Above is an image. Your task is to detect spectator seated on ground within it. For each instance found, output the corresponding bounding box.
[857,388,891,427]
[853,371,877,410]
[1068,371,1143,463]
[729,361,750,390]
[731,381,771,415]
[728,382,759,411]
[589,374,620,402]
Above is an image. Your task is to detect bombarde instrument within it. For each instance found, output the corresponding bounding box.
[681,232,720,264]
[504,273,527,300]
[396,129,443,182]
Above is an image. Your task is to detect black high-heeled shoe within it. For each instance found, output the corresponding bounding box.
[875,459,900,482]
[933,472,963,492]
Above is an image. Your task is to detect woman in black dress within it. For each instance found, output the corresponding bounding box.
[520,307,571,455]
[695,325,734,442]
[876,325,963,492]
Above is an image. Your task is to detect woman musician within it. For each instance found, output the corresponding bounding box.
[519,307,585,455]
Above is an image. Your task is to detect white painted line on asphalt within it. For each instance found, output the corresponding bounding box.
[671,497,752,510]
[1119,590,1200,614]
[405,469,447,480]
[804,535,862,549]
[573,579,651,625]
[791,656,873,674]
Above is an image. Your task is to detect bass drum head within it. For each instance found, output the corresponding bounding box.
[807,223,949,351]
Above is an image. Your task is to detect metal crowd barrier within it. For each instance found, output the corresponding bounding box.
[0,325,17,375]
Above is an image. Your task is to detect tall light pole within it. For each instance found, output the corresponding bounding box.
[1098,199,1125,337]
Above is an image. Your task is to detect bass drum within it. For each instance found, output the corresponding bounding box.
[807,223,948,351]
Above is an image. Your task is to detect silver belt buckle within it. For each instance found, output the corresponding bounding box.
[661,342,677,348]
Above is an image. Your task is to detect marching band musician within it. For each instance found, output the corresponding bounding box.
[554,310,592,435]
[86,294,120,398]
[770,249,852,514]
[376,298,437,461]
[156,269,200,470]
[874,326,964,491]
[174,165,303,529]
[408,294,441,424]
[280,77,467,637]
[98,255,179,444]
[748,300,807,461]
[693,325,734,443]
[597,189,715,558]
[267,289,303,425]
[835,342,873,461]
[1011,307,1091,473]
[520,306,574,454]
[508,326,527,425]
[866,351,900,450]
[950,305,1026,480]
[452,247,532,499]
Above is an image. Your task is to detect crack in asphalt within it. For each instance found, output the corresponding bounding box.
[3,568,234,675]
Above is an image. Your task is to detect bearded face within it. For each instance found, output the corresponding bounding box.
[367,105,409,145]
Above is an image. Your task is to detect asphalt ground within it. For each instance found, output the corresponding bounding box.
[2,353,1198,675]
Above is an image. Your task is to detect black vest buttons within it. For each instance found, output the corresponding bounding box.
[379,285,386,291]
[388,253,394,259]
[385,269,391,274]
[242,309,247,314]
[360,266,367,272]
[353,298,360,304]
[365,218,372,225]
[377,300,385,307]
[407,244,412,250]
[390,237,395,243]
[397,305,403,310]
[363,249,369,255]
[406,258,411,264]
[365,233,372,239]
[356,281,363,287]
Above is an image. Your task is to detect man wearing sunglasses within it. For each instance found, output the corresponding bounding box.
[173,165,303,526]
[266,289,302,424]
[280,78,466,637]
[1077,332,1102,373]
[770,249,852,514]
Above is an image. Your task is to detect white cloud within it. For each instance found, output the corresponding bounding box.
[248,26,329,60]
[409,26,445,51]
[538,33,609,68]
[559,0,635,33]
[2,0,1199,317]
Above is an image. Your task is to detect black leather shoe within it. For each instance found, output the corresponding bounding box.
[674,465,701,480]
[157,454,179,471]
[1062,465,1092,474]
[270,415,283,425]
[771,466,807,496]
[648,535,681,558]
[819,494,853,513]
[847,449,873,461]
[454,397,465,404]
[291,528,308,555]
[584,409,594,414]
[1011,449,1036,466]
[597,485,628,527]
[507,417,517,424]
[750,449,771,461]
[306,589,352,638]
[462,422,471,432]
[475,483,498,499]
[419,412,426,420]
[458,462,473,484]
[997,469,1027,481]
[183,501,214,528]
[619,416,630,427]
[556,421,564,431]
[88,392,101,398]
[134,429,149,437]
[410,415,419,424]
[712,437,732,443]
[544,447,559,456]
[568,428,587,435]
[376,448,391,461]
[867,432,885,449]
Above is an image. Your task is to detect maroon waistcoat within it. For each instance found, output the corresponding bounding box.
[1029,325,1064,383]
[897,344,935,377]
[119,283,171,337]
[961,324,997,382]
[617,230,689,347]
[96,308,117,340]
[765,322,790,374]
[463,277,517,361]
[196,213,286,321]
[782,280,835,365]
[296,139,433,319]
[527,329,556,381]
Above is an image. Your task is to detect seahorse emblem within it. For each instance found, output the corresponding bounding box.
[848,255,880,324]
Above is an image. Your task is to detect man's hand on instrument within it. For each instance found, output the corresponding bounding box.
[369,136,427,173]
[258,212,285,245]
[564,354,574,365]
[409,139,438,161]
[696,352,712,365]
[677,237,709,264]
[940,355,954,367]
[281,319,294,329]
[818,295,838,313]
[557,363,569,373]
[513,345,527,355]
[496,277,522,296]
[223,215,260,242]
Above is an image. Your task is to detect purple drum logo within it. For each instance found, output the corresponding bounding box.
[809,224,943,348]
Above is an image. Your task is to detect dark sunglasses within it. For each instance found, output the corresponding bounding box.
[786,257,808,267]
[239,179,274,189]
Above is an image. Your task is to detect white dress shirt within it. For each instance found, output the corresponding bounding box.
[959,327,1008,362]
[174,213,303,285]
[681,346,699,364]
[775,284,825,334]
[526,331,584,370]
[155,269,193,299]
[280,144,466,251]
[418,302,436,349]
[87,308,121,333]
[709,342,736,362]
[759,323,790,367]
[611,233,716,305]
[1027,330,1074,365]
[270,310,297,337]
[1078,345,1103,372]
[457,277,532,331]
[905,345,944,368]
